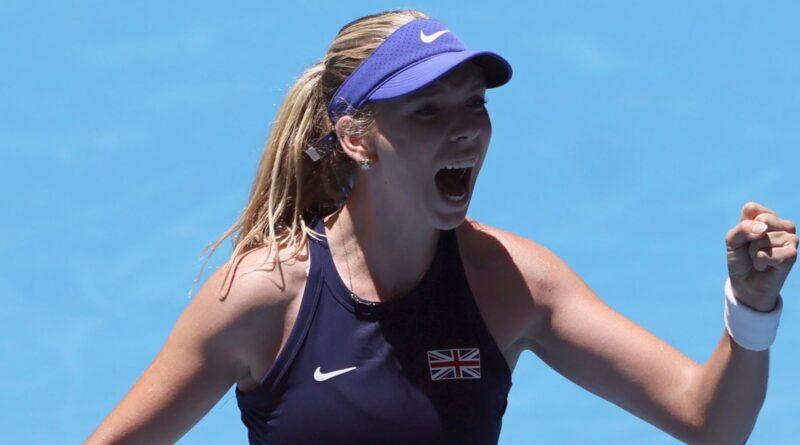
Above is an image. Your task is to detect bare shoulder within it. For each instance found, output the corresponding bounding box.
[191,243,310,385]
[85,243,310,444]
[455,218,576,354]
[456,218,570,302]
[203,243,309,313]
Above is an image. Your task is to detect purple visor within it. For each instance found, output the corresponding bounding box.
[326,18,512,123]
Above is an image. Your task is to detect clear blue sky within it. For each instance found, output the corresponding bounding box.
[1,1,798,443]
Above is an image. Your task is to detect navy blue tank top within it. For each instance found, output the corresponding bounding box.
[236,220,512,444]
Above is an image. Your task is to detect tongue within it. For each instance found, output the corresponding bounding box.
[435,168,471,196]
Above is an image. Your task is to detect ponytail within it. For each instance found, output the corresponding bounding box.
[200,9,428,299]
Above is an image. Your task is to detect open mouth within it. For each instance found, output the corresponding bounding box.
[434,166,473,201]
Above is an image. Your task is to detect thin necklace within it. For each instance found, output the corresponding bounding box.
[341,230,378,306]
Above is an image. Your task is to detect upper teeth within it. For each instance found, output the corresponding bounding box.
[442,158,477,170]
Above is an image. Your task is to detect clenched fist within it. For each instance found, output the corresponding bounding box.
[726,202,798,312]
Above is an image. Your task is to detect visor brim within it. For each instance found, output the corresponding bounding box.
[367,50,512,101]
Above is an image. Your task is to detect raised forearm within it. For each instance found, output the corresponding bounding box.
[691,330,769,444]
[685,202,794,444]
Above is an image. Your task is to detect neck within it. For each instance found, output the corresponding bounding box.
[325,178,439,303]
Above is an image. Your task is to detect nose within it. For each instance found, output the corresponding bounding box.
[448,117,482,143]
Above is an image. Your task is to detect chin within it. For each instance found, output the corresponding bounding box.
[425,194,472,231]
[429,214,467,231]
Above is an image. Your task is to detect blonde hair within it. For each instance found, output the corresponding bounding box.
[202,9,429,298]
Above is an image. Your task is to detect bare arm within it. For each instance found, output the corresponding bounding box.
[526,262,707,443]
[510,203,795,444]
[86,251,296,444]
[526,261,766,444]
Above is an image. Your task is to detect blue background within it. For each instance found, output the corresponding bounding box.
[1,1,798,443]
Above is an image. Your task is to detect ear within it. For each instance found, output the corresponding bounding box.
[335,115,373,164]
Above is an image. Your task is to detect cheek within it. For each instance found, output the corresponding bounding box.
[375,124,441,165]
[371,133,437,194]
[482,115,492,144]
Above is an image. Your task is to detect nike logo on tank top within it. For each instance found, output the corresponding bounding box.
[236,220,512,444]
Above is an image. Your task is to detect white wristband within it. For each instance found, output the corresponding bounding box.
[723,278,783,352]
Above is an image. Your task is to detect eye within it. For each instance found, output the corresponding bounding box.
[413,103,439,117]
[469,97,488,110]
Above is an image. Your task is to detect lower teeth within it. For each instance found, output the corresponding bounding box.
[444,191,466,201]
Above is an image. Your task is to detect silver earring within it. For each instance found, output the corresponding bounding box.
[360,157,372,170]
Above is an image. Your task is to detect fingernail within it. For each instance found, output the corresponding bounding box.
[752,222,768,234]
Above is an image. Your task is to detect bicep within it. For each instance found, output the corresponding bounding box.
[88,327,239,444]
[525,255,705,441]
[86,267,268,444]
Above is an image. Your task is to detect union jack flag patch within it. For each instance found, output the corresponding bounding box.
[427,348,481,380]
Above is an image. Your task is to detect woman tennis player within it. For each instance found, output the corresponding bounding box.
[88,10,797,445]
